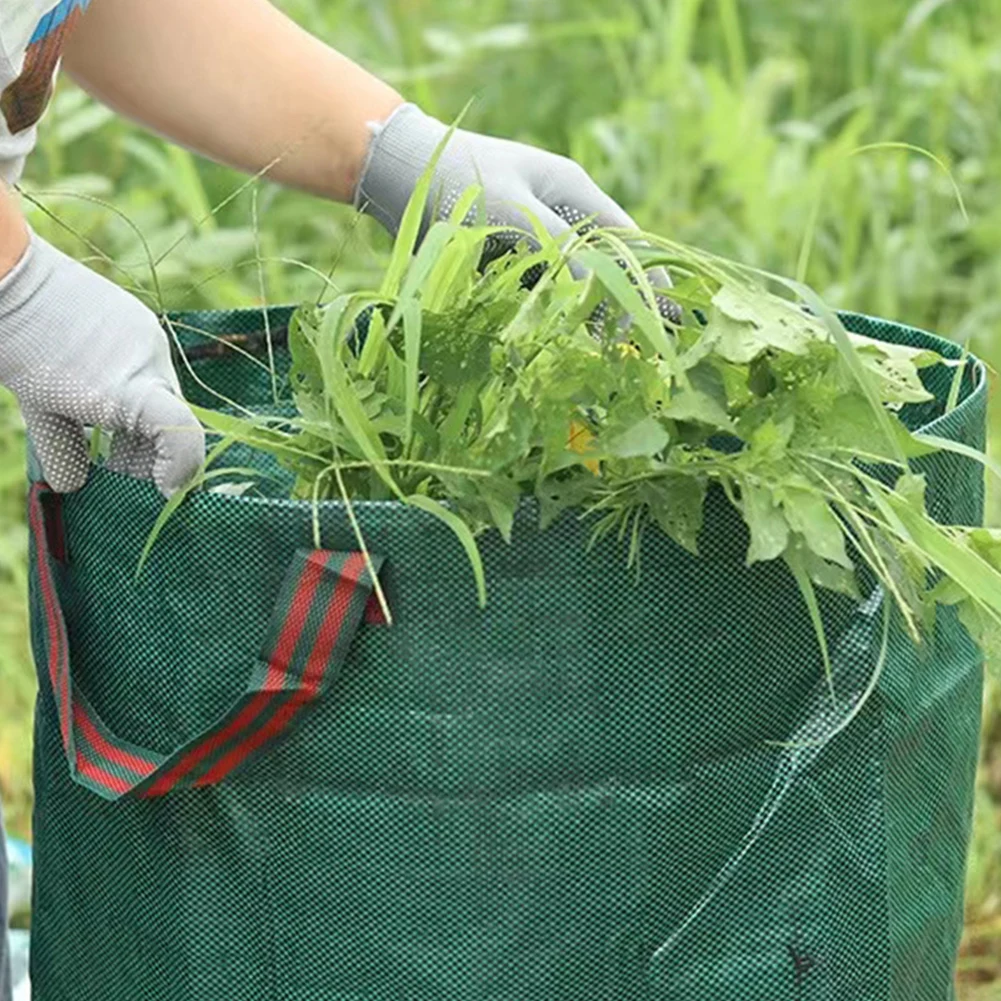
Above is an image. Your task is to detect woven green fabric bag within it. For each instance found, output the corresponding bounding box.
[27,307,986,1001]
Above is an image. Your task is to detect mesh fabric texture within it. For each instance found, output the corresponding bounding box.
[27,307,986,1001]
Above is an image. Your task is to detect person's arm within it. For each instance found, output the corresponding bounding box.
[61,0,677,305]
[62,0,404,203]
[0,184,30,277]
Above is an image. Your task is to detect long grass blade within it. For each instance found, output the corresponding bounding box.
[850,142,969,223]
[945,345,971,414]
[406,493,487,607]
[402,300,422,451]
[571,246,675,361]
[786,548,836,701]
[913,432,1001,483]
[378,101,472,299]
[136,436,236,579]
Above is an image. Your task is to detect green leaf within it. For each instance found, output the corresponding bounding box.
[642,475,706,555]
[191,406,321,469]
[410,410,441,454]
[439,382,480,447]
[792,538,860,599]
[656,273,718,311]
[741,481,789,564]
[288,304,324,397]
[893,472,927,509]
[787,282,910,468]
[781,485,852,568]
[357,307,388,377]
[940,528,1001,658]
[852,343,935,404]
[478,392,536,467]
[606,416,670,458]
[747,356,777,397]
[447,184,484,226]
[538,476,592,530]
[945,350,970,414]
[478,476,521,543]
[385,220,458,337]
[661,388,733,430]
[419,304,498,387]
[708,285,818,363]
[785,545,834,700]
[886,493,1001,624]
[966,528,1001,569]
[748,416,795,459]
[423,226,489,311]
[914,433,1001,485]
[956,601,1001,661]
[803,393,929,462]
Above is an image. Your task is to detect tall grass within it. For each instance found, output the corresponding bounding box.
[2,0,1000,991]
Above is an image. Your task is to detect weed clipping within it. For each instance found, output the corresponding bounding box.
[165,162,1001,664]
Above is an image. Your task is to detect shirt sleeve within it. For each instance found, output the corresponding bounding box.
[0,0,90,184]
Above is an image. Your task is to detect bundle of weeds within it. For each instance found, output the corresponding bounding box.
[162,135,1001,676]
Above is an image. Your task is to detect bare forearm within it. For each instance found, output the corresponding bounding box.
[63,0,403,203]
[0,186,29,278]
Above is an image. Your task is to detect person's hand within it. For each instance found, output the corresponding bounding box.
[0,231,204,495]
[355,103,679,322]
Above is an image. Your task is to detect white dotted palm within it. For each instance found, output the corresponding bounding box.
[356,103,679,323]
[0,233,204,495]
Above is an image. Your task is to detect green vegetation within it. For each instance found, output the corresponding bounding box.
[185,192,1000,664]
[2,0,1000,993]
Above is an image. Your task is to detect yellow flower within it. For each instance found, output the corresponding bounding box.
[568,420,601,475]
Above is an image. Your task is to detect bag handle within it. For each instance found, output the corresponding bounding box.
[28,482,383,801]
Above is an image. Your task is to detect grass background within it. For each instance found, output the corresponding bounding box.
[2,0,1001,994]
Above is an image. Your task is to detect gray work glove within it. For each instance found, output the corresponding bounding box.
[355,103,680,323]
[0,231,204,496]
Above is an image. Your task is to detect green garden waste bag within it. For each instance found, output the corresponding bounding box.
[27,307,986,1001]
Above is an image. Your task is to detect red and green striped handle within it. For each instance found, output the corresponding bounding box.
[28,482,383,801]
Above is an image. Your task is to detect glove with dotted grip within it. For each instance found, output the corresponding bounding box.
[0,231,204,496]
[355,103,680,324]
